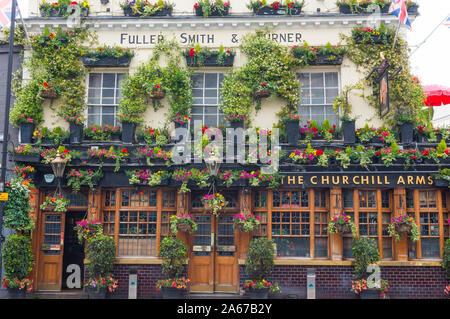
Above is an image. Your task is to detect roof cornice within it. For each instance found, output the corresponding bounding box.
[23,14,412,32]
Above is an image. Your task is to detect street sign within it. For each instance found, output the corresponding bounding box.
[0,193,8,201]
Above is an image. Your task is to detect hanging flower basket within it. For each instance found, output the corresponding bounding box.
[335,223,353,234]
[150,89,166,100]
[202,193,227,216]
[177,223,192,233]
[254,88,271,99]
[41,88,58,99]
[387,215,420,242]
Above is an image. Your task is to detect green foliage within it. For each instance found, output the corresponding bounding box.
[159,236,188,278]
[352,237,380,280]
[342,24,426,126]
[83,45,134,60]
[119,38,193,124]
[220,30,301,124]
[443,238,450,278]
[3,177,34,234]
[2,235,34,281]
[245,237,275,281]
[85,235,116,278]
[11,27,92,126]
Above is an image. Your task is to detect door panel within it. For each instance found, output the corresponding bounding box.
[214,215,238,292]
[189,213,238,293]
[189,215,213,292]
[37,212,65,291]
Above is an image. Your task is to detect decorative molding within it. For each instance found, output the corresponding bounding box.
[23,14,406,33]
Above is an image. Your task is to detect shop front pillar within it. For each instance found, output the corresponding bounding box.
[330,187,343,261]
[393,188,408,261]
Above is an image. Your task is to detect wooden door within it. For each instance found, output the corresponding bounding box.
[189,213,238,293]
[214,214,238,292]
[37,212,65,291]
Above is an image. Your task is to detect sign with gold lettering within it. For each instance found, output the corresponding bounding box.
[280,173,435,188]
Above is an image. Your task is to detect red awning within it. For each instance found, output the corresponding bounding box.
[423,84,450,106]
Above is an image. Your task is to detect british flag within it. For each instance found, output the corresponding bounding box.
[444,15,450,28]
[389,0,411,29]
[0,0,19,29]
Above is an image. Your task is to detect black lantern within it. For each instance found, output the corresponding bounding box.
[51,153,68,193]
[205,153,221,176]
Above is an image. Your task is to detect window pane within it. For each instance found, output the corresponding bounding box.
[274,237,310,257]
[421,238,440,258]
[310,73,324,87]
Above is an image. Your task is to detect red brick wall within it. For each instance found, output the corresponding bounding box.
[102,264,448,299]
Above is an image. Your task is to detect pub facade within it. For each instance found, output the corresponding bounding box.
[11,0,449,298]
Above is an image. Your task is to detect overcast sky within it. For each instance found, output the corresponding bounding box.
[407,0,450,87]
[16,0,450,87]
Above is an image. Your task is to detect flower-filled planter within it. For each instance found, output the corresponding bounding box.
[283,114,300,145]
[67,116,84,144]
[149,86,166,100]
[233,214,260,232]
[121,121,136,144]
[407,2,419,15]
[40,0,90,18]
[156,278,190,299]
[82,46,134,68]
[11,145,41,163]
[387,215,420,242]
[328,212,357,236]
[352,26,392,44]
[137,146,172,166]
[19,121,35,144]
[127,169,171,186]
[250,0,304,15]
[121,1,174,17]
[41,81,58,99]
[84,125,121,141]
[74,219,103,243]
[194,1,230,17]
[172,114,191,129]
[337,1,391,14]
[185,45,235,67]
[40,194,70,212]
[67,169,103,193]
[351,278,390,300]
[254,83,271,99]
[170,215,198,234]
[202,193,227,216]
[342,119,356,144]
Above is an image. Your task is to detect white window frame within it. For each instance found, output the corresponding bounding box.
[191,71,226,128]
[85,71,127,127]
[297,69,341,127]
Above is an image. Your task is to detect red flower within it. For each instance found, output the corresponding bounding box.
[194,3,198,9]
[189,48,195,57]
[155,84,161,89]
[202,125,208,134]
[316,149,324,156]
[122,148,128,153]
[99,47,103,52]
[71,1,78,7]
[43,82,50,88]
[261,82,266,88]
[63,149,69,153]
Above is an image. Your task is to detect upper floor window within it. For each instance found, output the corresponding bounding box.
[191,72,225,127]
[87,73,126,127]
[297,71,339,126]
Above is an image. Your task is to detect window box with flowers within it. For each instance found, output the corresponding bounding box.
[137,146,172,166]
[377,142,400,168]
[233,214,260,232]
[315,43,346,65]
[34,127,69,146]
[172,114,191,130]
[352,25,392,44]
[202,193,227,216]
[40,194,70,212]
[387,214,420,242]
[415,124,439,143]
[16,115,36,144]
[170,215,198,234]
[39,0,90,18]
[185,44,235,67]
[172,168,211,192]
[289,144,321,166]
[249,0,304,16]
[338,0,391,14]
[11,145,41,163]
[300,121,320,143]
[126,169,171,186]
[121,0,174,17]
[84,125,121,141]
[432,169,450,187]
[66,169,103,193]
[82,46,134,67]
[194,0,230,18]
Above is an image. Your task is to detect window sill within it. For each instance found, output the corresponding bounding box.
[238,258,443,267]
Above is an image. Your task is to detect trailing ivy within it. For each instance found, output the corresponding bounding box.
[119,38,193,124]
[341,24,426,126]
[11,27,92,126]
[219,30,302,125]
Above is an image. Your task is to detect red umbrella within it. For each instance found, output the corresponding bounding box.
[423,85,450,106]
